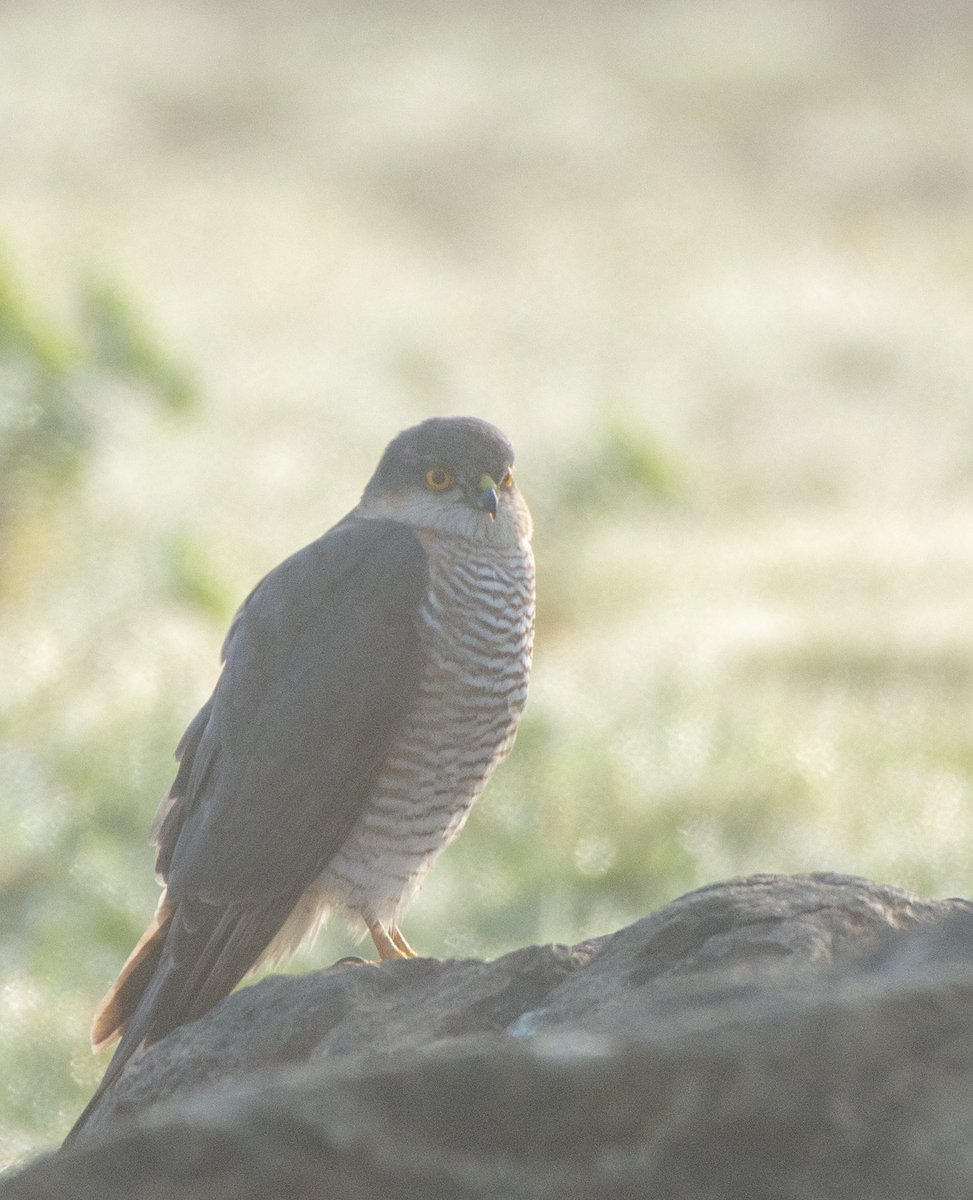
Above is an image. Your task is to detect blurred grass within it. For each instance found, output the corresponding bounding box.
[2,0,973,1166]
[80,276,196,416]
[0,253,201,1159]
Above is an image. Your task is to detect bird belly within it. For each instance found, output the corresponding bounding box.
[307,539,535,933]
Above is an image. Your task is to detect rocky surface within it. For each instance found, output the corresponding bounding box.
[6,872,973,1199]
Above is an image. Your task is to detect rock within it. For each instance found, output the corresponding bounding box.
[5,872,973,1199]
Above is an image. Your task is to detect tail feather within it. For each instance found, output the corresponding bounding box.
[91,903,173,1051]
[62,940,177,1147]
[64,892,299,1148]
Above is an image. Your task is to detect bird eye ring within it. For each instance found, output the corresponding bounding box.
[425,467,454,491]
[500,469,514,488]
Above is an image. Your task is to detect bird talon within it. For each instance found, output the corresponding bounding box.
[389,925,418,958]
[365,916,418,960]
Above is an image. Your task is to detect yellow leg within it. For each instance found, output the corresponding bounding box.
[365,915,410,961]
[389,925,418,958]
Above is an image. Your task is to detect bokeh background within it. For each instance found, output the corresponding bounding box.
[2,0,973,1162]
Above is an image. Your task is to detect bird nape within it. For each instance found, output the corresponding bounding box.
[64,416,535,1145]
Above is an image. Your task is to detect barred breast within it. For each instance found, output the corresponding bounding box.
[262,529,533,952]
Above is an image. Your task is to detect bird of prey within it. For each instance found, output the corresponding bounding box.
[65,416,535,1142]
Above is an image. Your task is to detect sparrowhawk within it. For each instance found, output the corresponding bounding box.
[65,416,535,1141]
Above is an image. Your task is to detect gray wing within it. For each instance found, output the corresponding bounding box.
[157,513,428,901]
[93,514,428,1054]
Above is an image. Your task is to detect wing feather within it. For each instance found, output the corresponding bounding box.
[70,513,429,1141]
[160,513,428,903]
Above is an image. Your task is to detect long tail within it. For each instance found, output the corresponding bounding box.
[62,905,174,1146]
[63,892,296,1147]
[92,904,173,1051]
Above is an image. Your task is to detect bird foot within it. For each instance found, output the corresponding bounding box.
[390,925,418,957]
[365,916,418,960]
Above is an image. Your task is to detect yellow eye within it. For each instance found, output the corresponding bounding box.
[425,467,454,491]
[500,468,514,488]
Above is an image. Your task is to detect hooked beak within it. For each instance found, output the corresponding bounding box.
[476,474,499,521]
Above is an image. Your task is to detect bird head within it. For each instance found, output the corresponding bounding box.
[360,417,532,544]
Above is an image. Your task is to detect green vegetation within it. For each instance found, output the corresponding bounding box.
[2,0,973,1167]
[0,257,200,1158]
